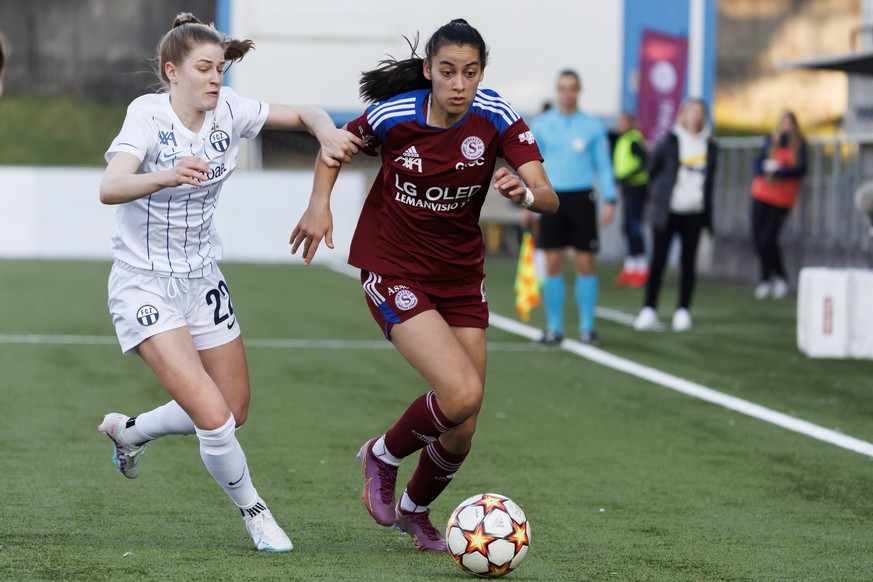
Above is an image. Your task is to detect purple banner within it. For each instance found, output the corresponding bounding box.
[637,29,688,144]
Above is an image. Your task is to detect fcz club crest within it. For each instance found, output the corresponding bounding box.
[210,129,230,152]
[136,305,159,326]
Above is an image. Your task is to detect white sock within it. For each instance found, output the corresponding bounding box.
[240,497,269,519]
[632,256,648,273]
[399,489,427,513]
[623,256,634,271]
[372,435,402,466]
[126,400,196,443]
[196,415,259,510]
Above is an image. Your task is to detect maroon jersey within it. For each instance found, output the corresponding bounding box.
[346,88,542,281]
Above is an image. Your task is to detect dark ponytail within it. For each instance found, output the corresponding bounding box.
[359,18,489,104]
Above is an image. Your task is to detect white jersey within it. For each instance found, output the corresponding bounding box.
[105,86,269,277]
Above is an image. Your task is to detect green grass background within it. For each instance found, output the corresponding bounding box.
[1,257,872,581]
[0,97,127,166]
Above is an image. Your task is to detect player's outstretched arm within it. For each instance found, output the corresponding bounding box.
[493,162,559,215]
[264,105,362,168]
[99,152,208,205]
[290,153,343,265]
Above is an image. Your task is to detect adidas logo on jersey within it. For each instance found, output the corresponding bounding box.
[395,145,423,173]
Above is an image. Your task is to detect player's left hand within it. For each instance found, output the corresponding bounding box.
[493,167,526,203]
[600,202,616,227]
[316,127,363,168]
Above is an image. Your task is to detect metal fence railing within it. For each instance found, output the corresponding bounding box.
[478,135,873,287]
[708,135,873,285]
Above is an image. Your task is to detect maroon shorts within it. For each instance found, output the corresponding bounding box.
[360,270,489,339]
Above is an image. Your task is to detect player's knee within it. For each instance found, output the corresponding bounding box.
[443,378,484,423]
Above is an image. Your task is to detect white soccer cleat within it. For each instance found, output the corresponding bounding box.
[244,505,293,552]
[771,277,788,299]
[633,307,658,331]
[672,308,693,332]
[97,413,148,479]
[754,281,771,300]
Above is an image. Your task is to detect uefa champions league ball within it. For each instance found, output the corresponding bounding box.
[446,493,530,578]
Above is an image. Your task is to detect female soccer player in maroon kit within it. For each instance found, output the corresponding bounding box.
[291,19,558,552]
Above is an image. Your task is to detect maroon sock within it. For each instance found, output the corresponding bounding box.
[383,391,457,459]
[406,439,470,508]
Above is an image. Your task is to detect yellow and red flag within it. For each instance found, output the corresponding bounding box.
[514,231,541,322]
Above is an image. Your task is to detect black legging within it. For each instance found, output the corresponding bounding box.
[621,184,648,256]
[751,198,790,282]
[644,212,705,310]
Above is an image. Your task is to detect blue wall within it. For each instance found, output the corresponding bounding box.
[215,0,232,85]
[621,0,717,114]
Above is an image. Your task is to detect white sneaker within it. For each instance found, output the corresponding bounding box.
[672,308,692,332]
[244,504,293,552]
[97,413,148,479]
[754,281,771,300]
[771,277,788,299]
[633,307,658,331]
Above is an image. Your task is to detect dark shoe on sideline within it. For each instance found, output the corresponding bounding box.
[539,329,564,346]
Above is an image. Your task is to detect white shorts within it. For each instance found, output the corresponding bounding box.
[108,263,241,355]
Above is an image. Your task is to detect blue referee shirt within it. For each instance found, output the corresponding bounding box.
[530,108,616,202]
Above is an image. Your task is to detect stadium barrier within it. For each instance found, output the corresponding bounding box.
[0,166,366,265]
[797,267,873,359]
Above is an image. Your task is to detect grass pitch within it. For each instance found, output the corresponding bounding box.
[1,257,872,581]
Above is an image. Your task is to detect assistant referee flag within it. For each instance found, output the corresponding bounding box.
[514,232,540,322]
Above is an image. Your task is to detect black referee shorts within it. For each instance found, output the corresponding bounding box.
[537,188,599,252]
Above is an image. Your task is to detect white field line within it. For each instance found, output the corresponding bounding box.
[331,263,873,457]
[6,263,869,457]
[596,306,665,330]
[488,312,873,459]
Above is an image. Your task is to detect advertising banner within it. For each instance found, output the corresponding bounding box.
[637,29,688,143]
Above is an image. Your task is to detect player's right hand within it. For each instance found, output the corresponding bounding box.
[163,157,209,187]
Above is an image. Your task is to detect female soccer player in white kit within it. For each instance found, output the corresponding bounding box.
[96,13,361,552]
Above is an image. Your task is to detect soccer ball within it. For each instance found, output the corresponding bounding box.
[446,493,530,578]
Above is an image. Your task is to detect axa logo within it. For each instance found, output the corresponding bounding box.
[158,130,177,147]
[395,145,423,173]
[518,130,535,145]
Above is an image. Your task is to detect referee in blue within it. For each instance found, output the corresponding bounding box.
[530,69,616,345]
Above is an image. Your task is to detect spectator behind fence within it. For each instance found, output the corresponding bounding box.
[0,32,9,97]
[634,98,717,333]
[750,111,807,299]
[530,70,616,346]
[612,112,649,288]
